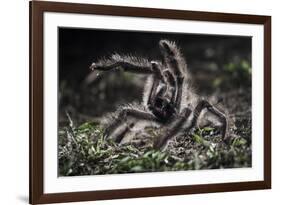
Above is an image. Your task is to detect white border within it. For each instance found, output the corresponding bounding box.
[44,12,264,194]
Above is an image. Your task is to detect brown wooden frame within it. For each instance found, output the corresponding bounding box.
[30,1,271,204]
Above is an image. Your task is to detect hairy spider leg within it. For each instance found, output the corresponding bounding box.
[159,40,184,77]
[159,40,188,111]
[90,54,155,74]
[153,107,192,149]
[104,108,158,143]
[90,55,175,109]
[146,63,178,117]
[147,62,166,107]
[90,61,153,74]
[146,63,177,105]
[188,99,228,140]
[162,69,177,104]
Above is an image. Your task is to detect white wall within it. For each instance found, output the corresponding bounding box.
[0,0,279,204]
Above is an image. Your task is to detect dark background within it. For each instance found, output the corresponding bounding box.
[58,28,251,126]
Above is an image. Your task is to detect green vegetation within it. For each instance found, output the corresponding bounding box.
[213,59,251,89]
[59,116,251,176]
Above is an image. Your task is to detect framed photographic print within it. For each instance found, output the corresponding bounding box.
[29,0,271,204]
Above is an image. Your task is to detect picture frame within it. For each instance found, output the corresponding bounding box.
[29,0,271,204]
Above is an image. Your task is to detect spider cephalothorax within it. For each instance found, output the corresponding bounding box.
[90,40,228,149]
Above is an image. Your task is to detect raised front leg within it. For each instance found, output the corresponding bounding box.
[90,54,161,75]
[153,107,192,150]
[158,40,188,111]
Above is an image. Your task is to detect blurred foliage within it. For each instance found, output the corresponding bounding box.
[59,115,251,176]
[59,71,143,126]
[212,59,251,90]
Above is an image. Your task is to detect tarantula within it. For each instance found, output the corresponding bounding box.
[90,40,228,150]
